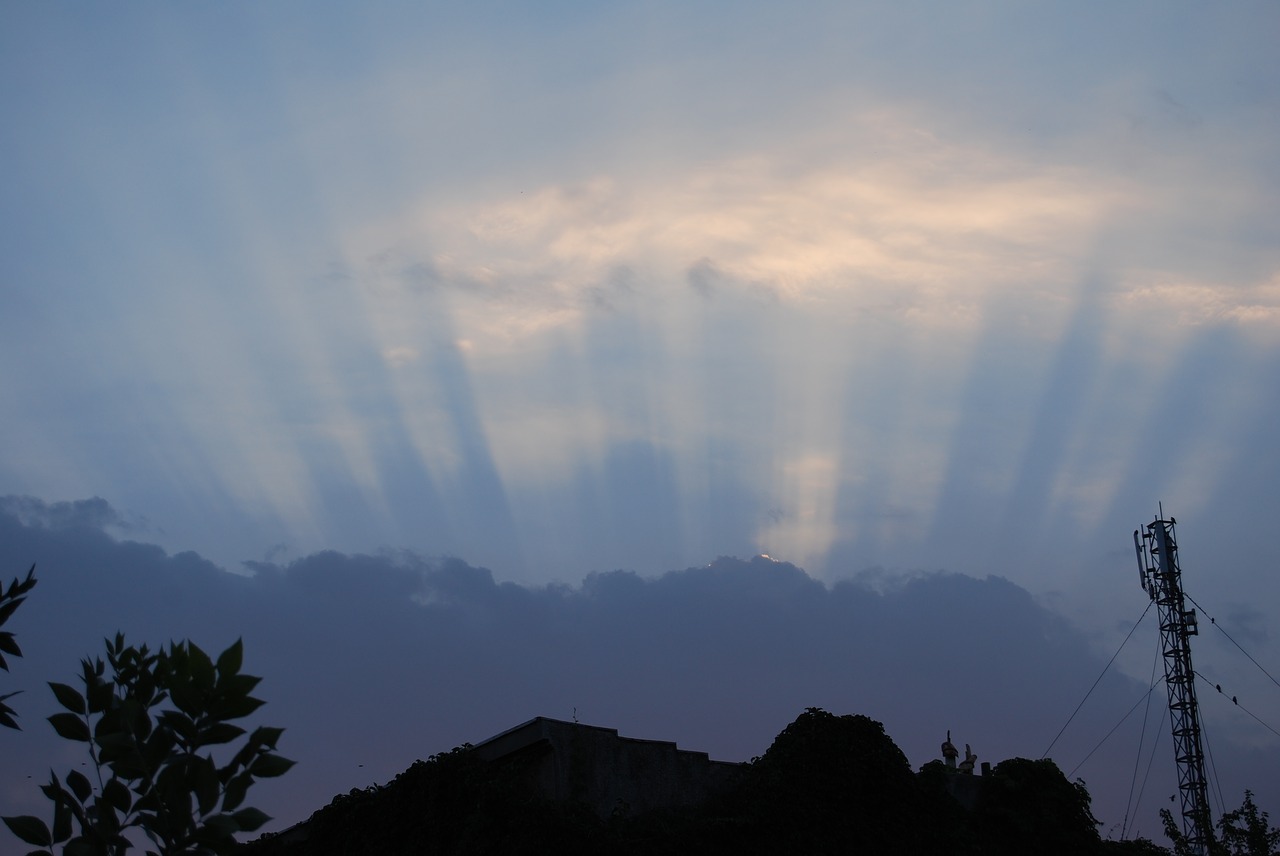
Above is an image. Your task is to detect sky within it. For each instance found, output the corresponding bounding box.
[2,0,1279,848]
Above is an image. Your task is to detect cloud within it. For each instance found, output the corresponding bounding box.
[0,495,121,532]
[381,346,419,368]
[360,128,1109,335]
[348,104,1279,356]
[686,257,722,298]
[3,496,1277,844]
[304,101,1280,591]
[5,1,1277,623]
[1114,273,1280,333]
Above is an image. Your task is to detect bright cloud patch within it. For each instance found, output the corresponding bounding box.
[314,110,1280,589]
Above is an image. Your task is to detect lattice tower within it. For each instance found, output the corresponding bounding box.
[1134,515,1213,855]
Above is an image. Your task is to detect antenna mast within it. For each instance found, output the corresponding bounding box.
[1133,512,1213,855]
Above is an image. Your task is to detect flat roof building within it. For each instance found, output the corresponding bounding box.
[474,716,744,819]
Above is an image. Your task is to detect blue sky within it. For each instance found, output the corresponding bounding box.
[2,1,1279,846]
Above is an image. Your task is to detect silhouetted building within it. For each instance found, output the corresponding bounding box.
[474,716,743,818]
[245,715,743,852]
[241,711,1102,856]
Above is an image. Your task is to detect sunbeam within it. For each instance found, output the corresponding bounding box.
[3,2,1279,844]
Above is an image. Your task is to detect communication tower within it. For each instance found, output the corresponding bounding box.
[1134,513,1213,855]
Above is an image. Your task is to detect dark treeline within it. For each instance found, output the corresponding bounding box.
[240,708,1171,856]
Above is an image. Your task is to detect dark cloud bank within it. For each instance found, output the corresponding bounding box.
[1,496,1276,849]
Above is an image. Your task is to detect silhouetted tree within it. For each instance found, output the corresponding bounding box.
[1208,790,1280,856]
[971,757,1100,856]
[242,743,607,856]
[1160,806,1217,856]
[3,634,292,855]
[729,707,942,853]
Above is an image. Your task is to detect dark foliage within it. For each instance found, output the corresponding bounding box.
[1099,838,1175,855]
[0,563,37,729]
[240,707,1146,855]
[1219,790,1280,856]
[1162,790,1280,856]
[4,634,292,855]
[969,757,1100,856]
[240,744,608,856]
[721,707,944,854]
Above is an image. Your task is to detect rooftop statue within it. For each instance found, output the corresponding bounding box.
[941,730,958,769]
[959,744,977,775]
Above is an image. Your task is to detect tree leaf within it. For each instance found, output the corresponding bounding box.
[94,729,132,753]
[65,770,92,804]
[220,674,262,698]
[201,813,239,837]
[197,722,245,747]
[215,639,243,678]
[168,684,202,718]
[249,754,295,779]
[249,726,285,749]
[52,799,71,844]
[0,599,23,627]
[221,773,252,812]
[48,712,90,742]
[49,683,86,716]
[0,631,20,657]
[187,643,215,690]
[195,757,220,816]
[103,779,132,814]
[158,710,197,742]
[105,750,149,781]
[38,773,65,805]
[2,816,52,847]
[231,807,271,832]
[1,690,23,728]
[85,678,114,714]
[209,695,264,721]
[141,728,176,771]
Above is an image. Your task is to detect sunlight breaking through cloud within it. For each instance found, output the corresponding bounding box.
[307,109,1280,587]
[3,0,1278,702]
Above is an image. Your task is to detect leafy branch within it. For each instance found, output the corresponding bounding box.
[1161,791,1280,856]
[0,563,38,729]
[3,634,293,855]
